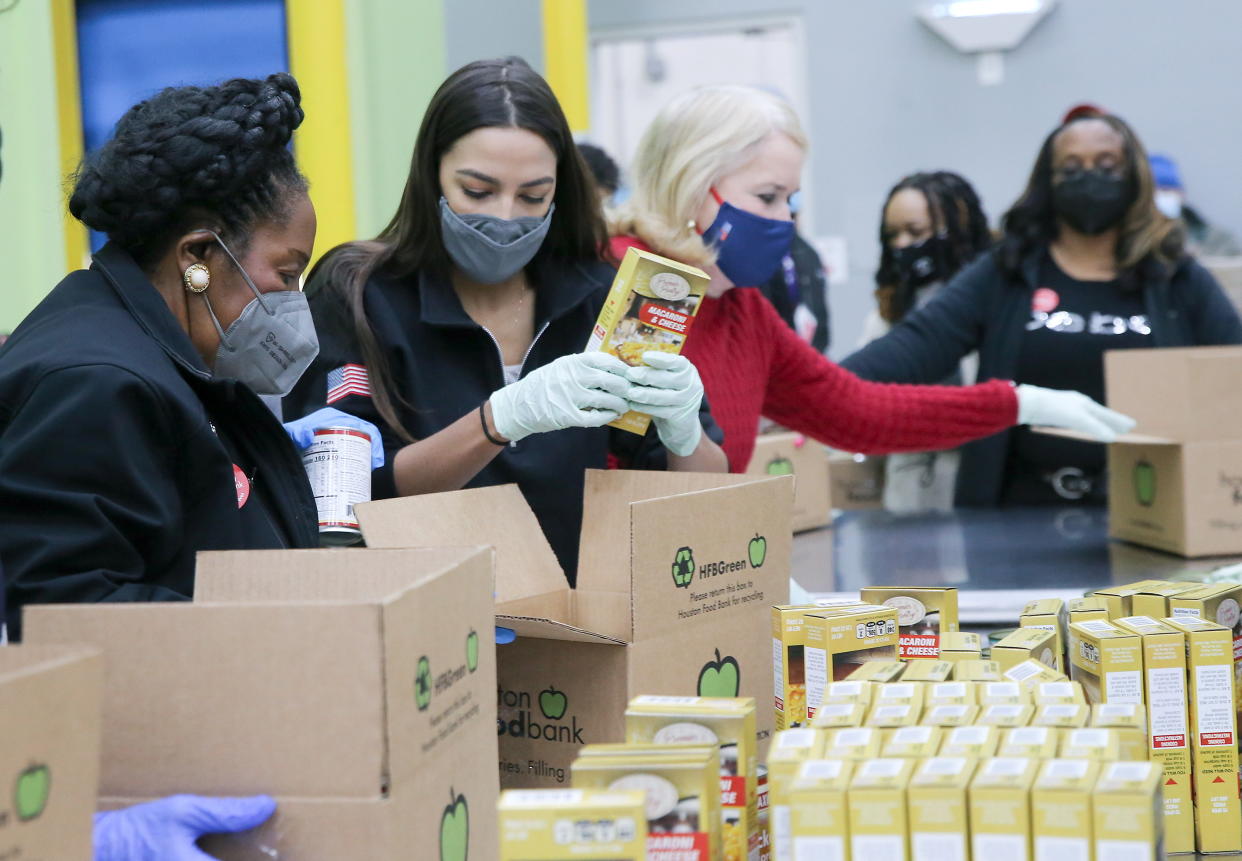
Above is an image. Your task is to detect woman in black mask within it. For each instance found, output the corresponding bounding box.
[844,110,1242,508]
[858,170,993,512]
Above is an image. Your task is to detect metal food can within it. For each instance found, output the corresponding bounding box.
[301,426,372,546]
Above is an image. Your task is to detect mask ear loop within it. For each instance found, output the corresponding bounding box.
[204,229,274,315]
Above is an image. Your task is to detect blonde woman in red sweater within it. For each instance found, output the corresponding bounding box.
[608,85,1133,471]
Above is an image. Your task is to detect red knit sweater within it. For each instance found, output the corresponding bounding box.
[610,236,1019,471]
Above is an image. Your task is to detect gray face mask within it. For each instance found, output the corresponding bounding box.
[439,196,554,283]
[197,230,320,397]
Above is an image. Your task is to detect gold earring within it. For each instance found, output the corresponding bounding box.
[183,263,210,293]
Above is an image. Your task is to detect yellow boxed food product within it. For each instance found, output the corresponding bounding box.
[1020,598,1068,674]
[804,606,899,720]
[499,789,648,860]
[1031,704,1090,728]
[861,586,960,660]
[848,758,917,861]
[1169,583,1242,726]
[1031,759,1100,861]
[900,660,953,683]
[771,604,865,731]
[1093,761,1164,861]
[821,680,874,708]
[867,703,922,730]
[969,757,1040,861]
[1032,680,1087,706]
[625,696,758,861]
[994,627,1060,675]
[873,681,926,709]
[570,746,720,861]
[1090,703,1149,761]
[908,756,977,861]
[999,726,1060,759]
[927,681,976,707]
[766,728,825,856]
[938,631,983,663]
[1112,617,1192,852]
[1059,727,1122,760]
[1131,581,1201,619]
[1067,596,1111,625]
[1067,620,1144,705]
[787,759,852,861]
[978,704,1035,728]
[923,704,981,728]
[586,246,710,435]
[1002,659,1068,690]
[1093,580,1163,620]
[940,724,1000,758]
[882,724,944,759]
[845,660,906,684]
[826,726,883,761]
[979,681,1029,706]
[953,659,1001,682]
[808,702,866,730]
[1163,616,1242,854]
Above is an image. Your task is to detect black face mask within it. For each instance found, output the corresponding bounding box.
[1052,169,1134,235]
[891,235,950,288]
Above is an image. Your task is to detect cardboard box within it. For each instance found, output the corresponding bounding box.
[585,246,710,435]
[788,759,853,861]
[25,547,498,861]
[1163,617,1242,853]
[978,704,1034,728]
[1067,597,1111,625]
[1002,659,1068,690]
[1031,704,1091,729]
[860,587,959,660]
[848,758,916,861]
[923,704,980,728]
[927,681,976,708]
[908,757,977,861]
[1132,581,1202,619]
[969,757,1040,861]
[1067,620,1144,706]
[358,472,793,784]
[0,646,102,861]
[804,606,899,719]
[1092,761,1164,861]
[1113,617,1193,852]
[1019,598,1067,673]
[1032,759,1100,861]
[1100,346,1242,557]
[882,725,944,759]
[746,433,831,533]
[900,660,953,683]
[826,726,883,761]
[845,660,906,684]
[940,725,1000,758]
[827,452,884,510]
[1169,583,1242,723]
[1090,703,1149,761]
[938,631,983,663]
[809,702,867,729]
[1059,728,1122,760]
[499,789,647,860]
[953,660,1001,682]
[999,726,1060,759]
[979,681,1028,706]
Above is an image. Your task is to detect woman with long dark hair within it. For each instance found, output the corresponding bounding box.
[284,58,726,578]
[845,110,1242,506]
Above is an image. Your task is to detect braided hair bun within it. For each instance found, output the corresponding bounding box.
[70,73,307,263]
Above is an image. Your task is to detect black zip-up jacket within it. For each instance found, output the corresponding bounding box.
[842,246,1242,506]
[284,257,724,582]
[0,243,319,639]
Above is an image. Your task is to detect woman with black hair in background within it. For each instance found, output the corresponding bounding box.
[858,171,994,511]
[844,111,1242,507]
[285,58,727,579]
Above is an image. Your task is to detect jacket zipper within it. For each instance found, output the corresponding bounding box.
[481,321,551,447]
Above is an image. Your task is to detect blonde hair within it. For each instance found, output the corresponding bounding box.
[609,85,808,268]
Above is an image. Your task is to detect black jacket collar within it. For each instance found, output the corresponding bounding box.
[416,258,611,328]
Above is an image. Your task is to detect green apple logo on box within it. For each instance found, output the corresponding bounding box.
[14,763,50,822]
[749,534,767,568]
[672,546,696,589]
[1134,460,1156,507]
[539,686,568,721]
[440,789,468,861]
[415,656,432,711]
[698,649,741,697]
[466,630,479,674]
[766,456,794,476]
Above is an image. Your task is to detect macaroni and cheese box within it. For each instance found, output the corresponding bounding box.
[771,604,865,730]
[908,757,977,861]
[867,703,922,730]
[883,725,944,759]
[1020,599,1068,673]
[1094,581,1163,620]
[826,726,883,761]
[845,660,906,684]
[499,789,647,860]
[979,681,1028,706]
[803,607,899,719]
[1092,761,1165,861]
[821,680,873,708]
[900,660,953,683]
[1032,681,1087,706]
[938,631,983,663]
[624,696,758,861]
[1067,620,1143,705]
[999,726,1059,759]
[873,682,925,710]
[954,660,1001,682]
[787,759,852,861]
[1059,727,1122,760]
[923,704,980,728]
[766,728,825,855]
[1032,759,1100,861]
[940,724,1000,758]
[848,759,917,861]
[1090,703,1149,761]
[1067,596,1111,625]
[1031,704,1090,729]
[993,628,1060,675]
[585,246,709,435]
[1002,659,1068,690]
[978,704,1034,728]
[969,757,1040,861]
[1131,581,1201,619]
[1168,583,1242,725]
[927,681,976,708]
[808,702,866,730]
[861,587,959,660]
[1163,617,1242,854]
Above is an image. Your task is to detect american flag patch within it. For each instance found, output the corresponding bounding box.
[326,364,370,404]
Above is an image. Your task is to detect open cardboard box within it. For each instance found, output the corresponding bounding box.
[24,546,497,861]
[746,432,833,532]
[1038,346,1242,557]
[358,469,794,788]
[827,453,885,510]
[0,645,101,861]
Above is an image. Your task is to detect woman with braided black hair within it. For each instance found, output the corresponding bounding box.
[0,73,350,641]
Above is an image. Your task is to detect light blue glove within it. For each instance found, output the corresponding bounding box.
[496,625,517,645]
[93,794,276,861]
[284,407,385,468]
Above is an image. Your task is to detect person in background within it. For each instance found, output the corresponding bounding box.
[845,109,1242,506]
[860,170,993,512]
[1150,152,1242,258]
[577,141,620,208]
[759,193,831,352]
[608,85,1133,476]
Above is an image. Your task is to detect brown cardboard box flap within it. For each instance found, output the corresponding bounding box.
[1031,426,1179,445]
[496,615,627,645]
[1105,346,1242,442]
